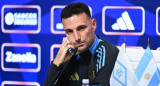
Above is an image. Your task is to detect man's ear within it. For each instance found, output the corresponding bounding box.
[92,18,97,31]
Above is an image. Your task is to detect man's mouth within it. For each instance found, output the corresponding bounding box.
[76,42,85,47]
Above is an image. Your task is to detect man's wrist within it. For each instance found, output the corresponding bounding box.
[53,60,62,67]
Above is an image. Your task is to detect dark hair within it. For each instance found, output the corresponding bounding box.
[60,2,91,21]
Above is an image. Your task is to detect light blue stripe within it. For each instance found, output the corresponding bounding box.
[96,64,98,72]
[148,69,160,86]
[99,47,102,70]
[99,47,102,52]
[89,36,99,54]
[101,45,105,67]
[99,46,102,69]
[99,51,102,56]
[98,39,103,43]
[135,48,153,81]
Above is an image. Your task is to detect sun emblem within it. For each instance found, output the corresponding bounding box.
[145,73,150,80]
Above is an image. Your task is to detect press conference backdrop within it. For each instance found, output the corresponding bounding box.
[0,0,160,86]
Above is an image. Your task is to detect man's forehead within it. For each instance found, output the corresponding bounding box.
[63,24,87,30]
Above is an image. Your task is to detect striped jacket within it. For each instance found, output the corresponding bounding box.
[43,36,119,86]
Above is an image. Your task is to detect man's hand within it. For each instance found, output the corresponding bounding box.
[53,37,75,66]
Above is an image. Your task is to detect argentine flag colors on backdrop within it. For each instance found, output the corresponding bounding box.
[135,47,160,86]
[110,43,139,86]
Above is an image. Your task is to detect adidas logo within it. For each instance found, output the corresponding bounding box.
[68,72,79,81]
[112,11,135,30]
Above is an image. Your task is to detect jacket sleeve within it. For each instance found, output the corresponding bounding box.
[43,61,63,86]
[92,38,119,86]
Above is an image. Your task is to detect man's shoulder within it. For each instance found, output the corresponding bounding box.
[97,35,118,51]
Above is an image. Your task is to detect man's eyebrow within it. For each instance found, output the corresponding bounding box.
[64,29,72,32]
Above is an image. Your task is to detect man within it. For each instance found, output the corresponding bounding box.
[43,2,119,86]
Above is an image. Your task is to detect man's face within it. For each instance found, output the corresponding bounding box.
[62,12,97,53]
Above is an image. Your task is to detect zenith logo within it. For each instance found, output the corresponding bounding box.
[112,11,135,30]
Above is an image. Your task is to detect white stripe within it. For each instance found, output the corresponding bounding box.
[112,23,120,30]
[117,17,127,30]
[122,11,135,30]
[139,58,157,86]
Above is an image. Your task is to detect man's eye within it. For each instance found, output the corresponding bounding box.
[65,30,73,34]
[77,26,86,31]
[79,27,84,30]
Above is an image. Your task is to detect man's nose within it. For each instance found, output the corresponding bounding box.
[73,31,81,42]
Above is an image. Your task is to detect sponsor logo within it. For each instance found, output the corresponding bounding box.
[1,81,40,86]
[56,23,63,30]
[50,6,65,34]
[102,6,145,35]
[69,72,79,80]
[5,51,36,63]
[111,11,135,30]
[50,44,61,62]
[5,12,37,25]
[156,7,160,36]
[1,5,41,34]
[51,6,92,34]
[1,43,41,72]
